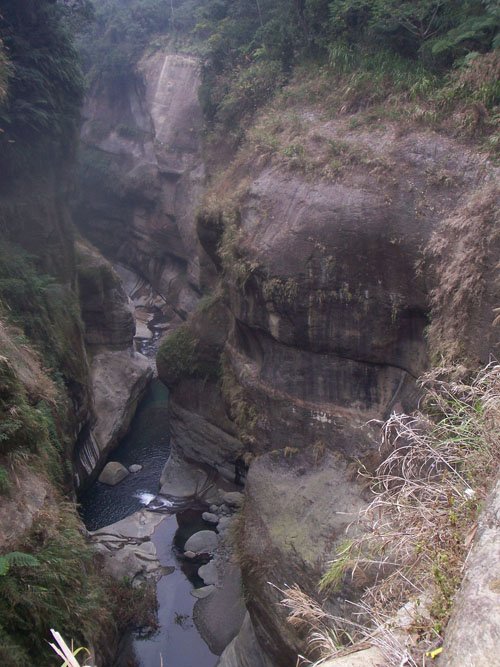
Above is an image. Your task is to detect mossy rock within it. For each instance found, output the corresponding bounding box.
[157,323,221,388]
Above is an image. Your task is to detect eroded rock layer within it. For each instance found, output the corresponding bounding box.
[76,51,207,330]
[158,112,498,664]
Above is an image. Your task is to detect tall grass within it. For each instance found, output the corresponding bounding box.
[281,363,500,666]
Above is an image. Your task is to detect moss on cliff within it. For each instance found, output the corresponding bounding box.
[0,243,87,394]
[157,322,222,387]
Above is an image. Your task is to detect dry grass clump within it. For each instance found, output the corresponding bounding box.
[281,363,500,666]
[425,184,499,363]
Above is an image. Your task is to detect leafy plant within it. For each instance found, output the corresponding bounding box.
[0,0,85,179]
[0,552,39,577]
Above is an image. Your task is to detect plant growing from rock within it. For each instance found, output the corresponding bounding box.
[281,363,500,666]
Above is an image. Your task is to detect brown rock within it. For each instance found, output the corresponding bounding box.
[98,461,129,486]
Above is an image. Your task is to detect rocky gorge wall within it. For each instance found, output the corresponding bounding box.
[157,98,499,664]
[75,49,208,333]
[71,35,499,667]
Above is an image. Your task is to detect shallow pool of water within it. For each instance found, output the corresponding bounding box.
[129,515,218,667]
[79,380,170,531]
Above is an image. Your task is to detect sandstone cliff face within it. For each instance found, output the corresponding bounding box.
[76,240,135,349]
[76,50,206,329]
[157,107,498,664]
[73,239,152,487]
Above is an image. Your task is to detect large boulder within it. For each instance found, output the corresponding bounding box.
[239,450,367,666]
[98,461,129,486]
[217,613,275,667]
[184,530,218,555]
[74,349,152,486]
[90,510,166,581]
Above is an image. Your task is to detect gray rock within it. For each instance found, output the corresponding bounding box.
[202,512,219,524]
[206,612,265,667]
[98,461,129,486]
[198,560,218,585]
[209,504,219,513]
[129,464,143,473]
[439,479,500,667]
[222,492,244,509]
[217,516,232,533]
[184,530,218,554]
[90,510,165,580]
[85,349,152,484]
[191,585,216,599]
[184,550,196,559]
[159,451,221,504]
[76,240,135,349]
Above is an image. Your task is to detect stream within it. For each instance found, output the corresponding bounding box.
[79,379,219,667]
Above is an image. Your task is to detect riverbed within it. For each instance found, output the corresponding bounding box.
[79,379,218,667]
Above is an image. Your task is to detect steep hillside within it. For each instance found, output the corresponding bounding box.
[0,3,152,663]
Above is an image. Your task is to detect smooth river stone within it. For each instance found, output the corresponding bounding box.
[198,560,217,586]
[184,530,218,554]
[98,461,129,485]
[202,512,219,524]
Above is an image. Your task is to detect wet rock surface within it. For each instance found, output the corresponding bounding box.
[90,509,166,581]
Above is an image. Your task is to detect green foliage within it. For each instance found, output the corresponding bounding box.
[0,506,110,667]
[262,277,299,305]
[0,466,10,495]
[157,325,198,386]
[329,0,499,62]
[157,324,220,386]
[76,0,199,89]
[215,60,285,126]
[318,540,355,592]
[0,0,84,179]
[0,552,39,577]
[197,0,498,136]
[0,243,86,387]
[0,356,64,488]
[221,358,257,445]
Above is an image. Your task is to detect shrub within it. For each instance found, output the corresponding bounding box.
[156,325,198,386]
[0,505,111,667]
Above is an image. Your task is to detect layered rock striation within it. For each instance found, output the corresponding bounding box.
[76,51,207,330]
[158,112,498,665]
